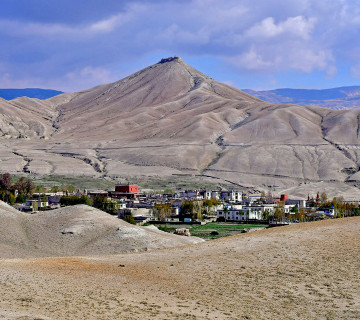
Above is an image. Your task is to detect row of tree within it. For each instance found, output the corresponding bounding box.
[59,195,90,206]
[0,173,35,205]
[0,173,76,206]
[35,184,76,194]
[153,198,222,221]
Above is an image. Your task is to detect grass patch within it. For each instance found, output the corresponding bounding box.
[155,222,268,240]
[189,223,268,239]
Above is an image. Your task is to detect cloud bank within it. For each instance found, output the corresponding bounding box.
[0,0,359,91]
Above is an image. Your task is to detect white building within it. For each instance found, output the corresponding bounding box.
[220,190,242,203]
[217,203,280,221]
[217,207,263,221]
[14,198,48,213]
[211,191,220,200]
[178,190,202,200]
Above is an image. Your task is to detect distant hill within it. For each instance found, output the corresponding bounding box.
[0,88,63,100]
[243,86,360,109]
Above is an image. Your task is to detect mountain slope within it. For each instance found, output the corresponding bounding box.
[244,86,360,109]
[0,97,55,138]
[54,57,262,142]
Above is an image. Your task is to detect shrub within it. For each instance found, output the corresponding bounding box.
[0,191,15,205]
[60,195,90,206]
[123,214,136,225]
[158,225,169,232]
[15,194,26,203]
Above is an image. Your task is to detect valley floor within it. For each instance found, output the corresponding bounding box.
[0,217,359,319]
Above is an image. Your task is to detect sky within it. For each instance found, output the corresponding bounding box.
[1,0,360,92]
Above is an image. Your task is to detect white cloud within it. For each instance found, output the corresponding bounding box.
[0,10,134,38]
[65,66,113,90]
[227,44,336,76]
[0,72,46,89]
[89,10,135,33]
[245,16,316,39]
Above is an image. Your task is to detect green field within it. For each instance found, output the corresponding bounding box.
[156,222,268,240]
[189,223,268,239]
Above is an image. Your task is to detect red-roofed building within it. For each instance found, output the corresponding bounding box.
[115,184,139,193]
[109,184,139,199]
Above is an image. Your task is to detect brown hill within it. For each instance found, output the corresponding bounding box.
[1,57,360,197]
[0,201,202,258]
[0,216,359,319]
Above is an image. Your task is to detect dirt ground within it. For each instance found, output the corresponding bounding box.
[0,217,359,320]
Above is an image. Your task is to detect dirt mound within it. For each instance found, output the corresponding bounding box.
[0,202,203,258]
[0,201,30,257]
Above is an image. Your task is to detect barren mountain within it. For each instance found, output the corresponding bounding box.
[2,57,360,196]
[0,201,202,259]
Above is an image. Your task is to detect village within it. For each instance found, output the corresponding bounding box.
[9,178,360,234]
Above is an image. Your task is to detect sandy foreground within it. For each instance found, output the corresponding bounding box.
[0,217,359,320]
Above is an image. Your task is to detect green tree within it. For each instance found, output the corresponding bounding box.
[0,191,15,205]
[123,213,136,225]
[50,185,60,193]
[15,194,26,203]
[92,196,106,209]
[262,209,271,220]
[291,206,298,213]
[36,185,46,193]
[320,192,328,204]
[154,203,172,221]
[260,190,266,201]
[295,208,306,220]
[274,207,283,219]
[192,201,203,221]
[274,200,285,219]
[60,195,90,206]
[180,200,194,216]
[60,185,75,194]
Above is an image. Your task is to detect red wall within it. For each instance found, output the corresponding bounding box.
[115,185,139,193]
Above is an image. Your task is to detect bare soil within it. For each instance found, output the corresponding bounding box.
[0,216,359,319]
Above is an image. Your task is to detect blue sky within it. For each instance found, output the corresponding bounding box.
[1,0,360,92]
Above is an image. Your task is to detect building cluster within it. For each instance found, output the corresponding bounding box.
[12,183,346,224]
